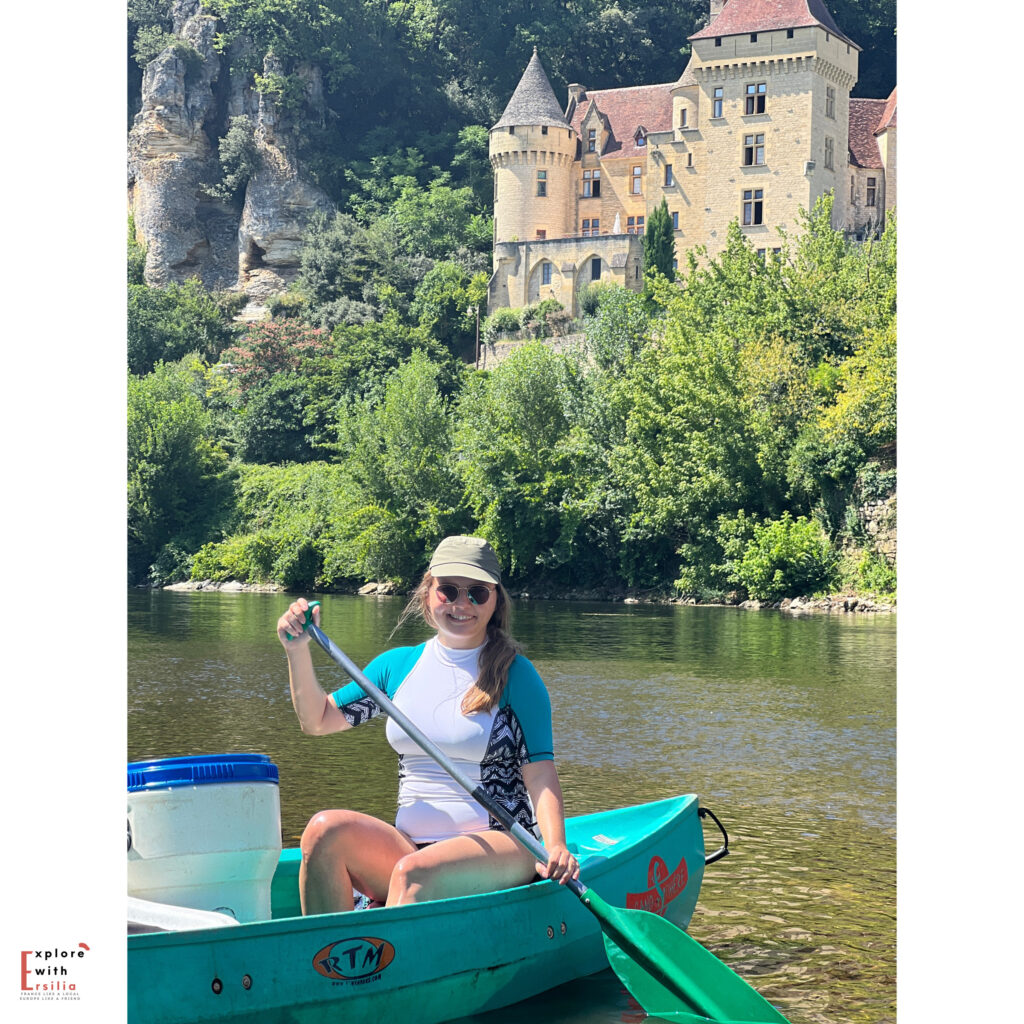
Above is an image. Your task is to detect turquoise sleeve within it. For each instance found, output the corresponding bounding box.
[329,643,425,713]
[503,655,554,762]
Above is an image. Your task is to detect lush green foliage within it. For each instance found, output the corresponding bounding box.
[128,358,233,583]
[203,117,261,206]
[643,200,676,282]
[722,512,839,601]
[126,196,897,594]
[128,214,147,285]
[128,278,240,375]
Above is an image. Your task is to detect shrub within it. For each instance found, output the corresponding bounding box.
[576,282,616,317]
[728,512,838,601]
[204,116,260,206]
[482,307,522,342]
[128,214,147,285]
[852,550,896,596]
[267,292,308,320]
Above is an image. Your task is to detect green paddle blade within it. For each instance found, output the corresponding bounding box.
[580,889,789,1023]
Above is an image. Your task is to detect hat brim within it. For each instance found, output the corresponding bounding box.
[428,560,500,585]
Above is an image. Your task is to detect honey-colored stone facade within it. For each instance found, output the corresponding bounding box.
[487,1,894,314]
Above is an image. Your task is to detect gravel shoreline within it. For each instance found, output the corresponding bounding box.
[160,580,894,613]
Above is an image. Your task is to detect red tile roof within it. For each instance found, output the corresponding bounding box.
[848,98,886,168]
[691,0,857,49]
[875,87,897,133]
[568,83,677,158]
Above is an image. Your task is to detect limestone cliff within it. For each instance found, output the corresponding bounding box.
[127,0,334,311]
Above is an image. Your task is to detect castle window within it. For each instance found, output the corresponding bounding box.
[672,257,678,271]
[581,218,600,236]
[713,87,724,118]
[636,133,646,147]
[742,188,764,226]
[867,177,877,207]
[824,136,834,170]
[536,230,546,239]
[672,211,679,229]
[715,37,722,47]
[787,29,794,39]
[588,129,597,153]
[583,169,601,197]
[687,153,693,167]
[541,262,552,284]
[509,126,515,134]
[626,215,645,235]
[537,170,547,197]
[680,108,688,128]
[541,125,548,135]
[631,165,643,194]
[665,164,674,186]
[826,86,836,119]
[745,83,766,115]
[743,133,765,166]
[750,34,758,42]
[591,258,602,281]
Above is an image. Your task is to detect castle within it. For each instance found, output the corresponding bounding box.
[487,0,896,314]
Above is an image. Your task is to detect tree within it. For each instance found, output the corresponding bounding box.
[455,343,588,581]
[128,278,238,375]
[329,351,471,585]
[643,198,675,282]
[128,359,233,582]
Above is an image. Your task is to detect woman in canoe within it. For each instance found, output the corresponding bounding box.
[277,535,580,914]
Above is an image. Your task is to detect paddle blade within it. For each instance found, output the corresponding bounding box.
[581,889,789,1023]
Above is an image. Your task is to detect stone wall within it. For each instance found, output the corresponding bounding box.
[476,332,587,370]
[859,493,897,564]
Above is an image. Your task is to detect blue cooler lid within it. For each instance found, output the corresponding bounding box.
[128,753,279,792]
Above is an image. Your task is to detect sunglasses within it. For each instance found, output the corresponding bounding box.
[434,583,495,605]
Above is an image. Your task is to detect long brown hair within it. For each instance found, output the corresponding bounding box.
[391,571,520,714]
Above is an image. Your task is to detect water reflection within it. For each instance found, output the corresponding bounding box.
[128,590,895,1024]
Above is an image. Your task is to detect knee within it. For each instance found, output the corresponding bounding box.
[300,809,360,861]
[389,852,432,899]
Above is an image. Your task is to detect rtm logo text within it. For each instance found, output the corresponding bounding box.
[20,944,90,991]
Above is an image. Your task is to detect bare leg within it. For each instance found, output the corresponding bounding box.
[299,809,415,915]
[386,830,536,907]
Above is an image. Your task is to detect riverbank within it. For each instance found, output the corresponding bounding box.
[160,579,895,613]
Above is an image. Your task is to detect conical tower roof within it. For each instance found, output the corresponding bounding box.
[492,49,571,130]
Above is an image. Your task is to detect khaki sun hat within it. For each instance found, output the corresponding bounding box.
[428,536,501,584]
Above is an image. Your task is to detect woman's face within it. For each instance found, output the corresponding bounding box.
[428,575,497,649]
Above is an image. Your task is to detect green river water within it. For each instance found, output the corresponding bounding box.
[127,589,896,1024]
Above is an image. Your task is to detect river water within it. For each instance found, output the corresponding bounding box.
[127,590,896,1024]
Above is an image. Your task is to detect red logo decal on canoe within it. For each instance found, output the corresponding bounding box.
[313,937,395,983]
[625,855,688,915]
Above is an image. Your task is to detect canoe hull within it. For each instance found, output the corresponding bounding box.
[128,795,707,1024]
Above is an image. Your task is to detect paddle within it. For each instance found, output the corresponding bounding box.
[299,603,789,1024]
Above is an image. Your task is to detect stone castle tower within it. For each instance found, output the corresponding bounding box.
[487,0,896,315]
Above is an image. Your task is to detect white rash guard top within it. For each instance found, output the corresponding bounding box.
[328,637,554,844]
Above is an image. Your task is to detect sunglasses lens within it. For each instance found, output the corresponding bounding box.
[468,586,491,605]
[436,584,459,602]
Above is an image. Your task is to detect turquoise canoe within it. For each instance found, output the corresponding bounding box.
[128,794,722,1024]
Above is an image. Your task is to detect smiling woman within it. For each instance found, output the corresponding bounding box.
[276,536,579,914]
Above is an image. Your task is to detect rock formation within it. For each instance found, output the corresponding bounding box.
[127,0,334,311]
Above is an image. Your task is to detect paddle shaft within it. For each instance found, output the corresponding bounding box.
[306,620,585,895]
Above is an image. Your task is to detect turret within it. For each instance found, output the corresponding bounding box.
[489,49,577,243]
